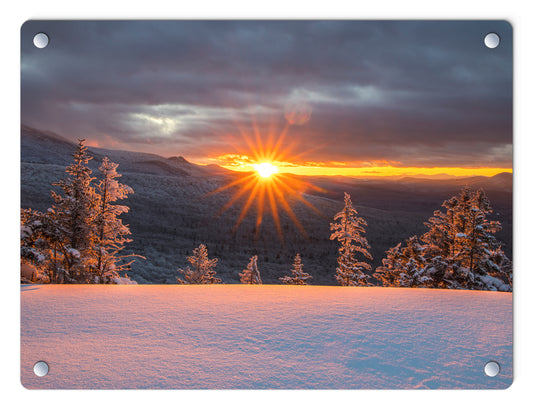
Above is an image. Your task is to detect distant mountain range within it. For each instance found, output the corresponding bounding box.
[21,124,231,178]
[20,125,513,284]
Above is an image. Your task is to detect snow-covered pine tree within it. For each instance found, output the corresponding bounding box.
[21,207,71,283]
[279,253,312,285]
[330,192,372,286]
[239,255,262,284]
[396,236,430,287]
[457,188,502,287]
[421,187,511,290]
[476,246,512,291]
[483,246,512,288]
[49,139,100,282]
[177,244,221,284]
[21,208,50,282]
[399,257,430,288]
[93,157,137,283]
[419,256,450,289]
[374,243,403,287]
[374,236,429,288]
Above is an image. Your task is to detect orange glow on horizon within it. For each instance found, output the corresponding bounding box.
[215,161,511,178]
[204,115,511,242]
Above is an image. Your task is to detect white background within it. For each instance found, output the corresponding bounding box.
[2,0,531,408]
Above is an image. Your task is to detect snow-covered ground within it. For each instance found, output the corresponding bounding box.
[21,285,512,389]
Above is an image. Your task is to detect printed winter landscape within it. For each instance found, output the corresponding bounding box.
[20,21,513,389]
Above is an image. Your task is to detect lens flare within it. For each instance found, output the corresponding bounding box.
[284,99,312,125]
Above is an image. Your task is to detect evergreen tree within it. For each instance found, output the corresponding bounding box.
[239,255,262,284]
[375,237,429,287]
[21,208,50,282]
[420,256,450,289]
[476,246,512,291]
[330,192,372,286]
[48,139,99,282]
[484,246,512,286]
[177,244,221,284]
[421,187,509,290]
[374,243,403,287]
[93,157,136,283]
[396,236,429,287]
[375,187,511,291]
[279,253,312,285]
[21,207,66,283]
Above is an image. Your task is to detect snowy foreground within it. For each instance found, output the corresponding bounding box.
[21,285,512,389]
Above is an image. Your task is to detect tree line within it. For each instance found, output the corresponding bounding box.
[178,189,511,291]
[21,141,512,291]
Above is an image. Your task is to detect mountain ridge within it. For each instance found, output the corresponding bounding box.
[21,124,512,185]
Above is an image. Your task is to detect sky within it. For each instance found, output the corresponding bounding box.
[21,20,513,177]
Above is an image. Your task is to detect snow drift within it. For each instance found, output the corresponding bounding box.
[21,285,512,389]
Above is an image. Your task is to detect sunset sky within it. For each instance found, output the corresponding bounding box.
[21,20,512,177]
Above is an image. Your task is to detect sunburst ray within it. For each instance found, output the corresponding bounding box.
[208,115,326,241]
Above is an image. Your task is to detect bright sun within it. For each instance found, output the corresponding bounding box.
[253,162,278,178]
[205,118,325,242]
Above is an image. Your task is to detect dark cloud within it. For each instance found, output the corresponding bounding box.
[21,20,513,168]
